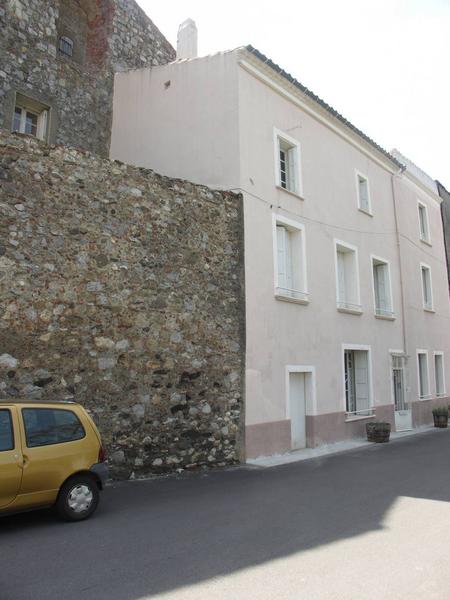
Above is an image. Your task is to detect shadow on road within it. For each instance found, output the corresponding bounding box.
[1,429,449,600]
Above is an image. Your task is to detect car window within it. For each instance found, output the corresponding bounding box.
[0,409,14,452]
[22,408,85,448]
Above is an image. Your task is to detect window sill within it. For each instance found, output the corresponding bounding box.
[420,237,432,247]
[275,290,310,305]
[423,307,435,313]
[275,186,304,201]
[345,413,375,423]
[375,313,396,321]
[436,392,447,398]
[418,395,432,401]
[358,207,373,217]
[337,305,363,316]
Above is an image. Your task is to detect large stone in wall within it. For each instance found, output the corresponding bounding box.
[0,130,245,478]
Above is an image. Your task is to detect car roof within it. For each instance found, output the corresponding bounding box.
[0,399,78,406]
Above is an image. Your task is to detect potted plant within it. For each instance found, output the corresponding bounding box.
[432,406,449,428]
[366,421,391,443]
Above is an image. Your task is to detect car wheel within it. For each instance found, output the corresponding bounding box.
[56,475,100,521]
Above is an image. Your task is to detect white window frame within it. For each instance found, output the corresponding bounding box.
[433,351,446,397]
[355,170,372,215]
[272,213,308,304]
[389,349,407,409]
[273,127,303,197]
[12,93,49,142]
[420,262,434,311]
[342,343,374,420]
[285,365,317,418]
[370,254,394,319]
[417,350,431,400]
[334,239,362,314]
[417,200,431,245]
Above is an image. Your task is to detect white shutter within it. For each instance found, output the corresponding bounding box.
[374,263,388,311]
[285,229,293,290]
[37,109,48,141]
[354,351,370,412]
[277,225,287,290]
[287,147,296,193]
[337,251,346,303]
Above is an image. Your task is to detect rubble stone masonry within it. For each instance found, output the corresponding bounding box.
[0,0,175,156]
[0,131,245,477]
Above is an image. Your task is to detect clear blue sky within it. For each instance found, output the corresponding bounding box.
[138,0,450,189]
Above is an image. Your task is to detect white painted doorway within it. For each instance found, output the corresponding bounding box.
[392,354,412,431]
[289,372,307,449]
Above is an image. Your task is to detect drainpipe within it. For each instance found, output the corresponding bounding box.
[391,167,408,358]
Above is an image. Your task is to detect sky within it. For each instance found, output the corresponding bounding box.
[138,0,450,189]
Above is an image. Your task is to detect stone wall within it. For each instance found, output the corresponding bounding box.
[0,130,245,478]
[0,0,175,157]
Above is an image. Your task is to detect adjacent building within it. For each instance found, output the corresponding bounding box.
[111,43,450,458]
[0,0,175,156]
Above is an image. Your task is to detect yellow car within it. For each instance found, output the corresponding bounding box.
[0,400,108,521]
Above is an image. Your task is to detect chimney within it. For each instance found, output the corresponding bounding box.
[177,19,198,60]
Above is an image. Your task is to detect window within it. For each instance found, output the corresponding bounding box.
[12,93,49,141]
[417,351,430,399]
[274,216,308,303]
[372,257,394,318]
[420,264,433,311]
[344,348,373,417]
[0,410,14,452]
[434,353,446,396]
[22,408,85,448]
[59,35,74,57]
[356,172,371,214]
[418,202,430,244]
[335,241,361,313]
[274,128,302,196]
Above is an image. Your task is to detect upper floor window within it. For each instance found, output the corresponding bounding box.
[274,128,302,196]
[335,241,361,314]
[418,201,431,244]
[420,263,433,311]
[59,35,74,57]
[273,215,308,304]
[12,93,49,141]
[356,171,371,214]
[372,256,394,318]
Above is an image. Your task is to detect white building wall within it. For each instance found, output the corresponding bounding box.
[110,48,450,458]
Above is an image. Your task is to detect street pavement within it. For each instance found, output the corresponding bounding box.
[2,428,450,600]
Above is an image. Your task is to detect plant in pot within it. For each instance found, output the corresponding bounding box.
[432,406,449,428]
[366,421,391,443]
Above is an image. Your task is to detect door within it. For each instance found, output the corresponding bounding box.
[289,372,306,450]
[392,355,412,431]
[0,407,23,509]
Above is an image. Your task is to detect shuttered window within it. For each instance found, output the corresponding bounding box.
[357,174,370,213]
[418,352,429,399]
[421,265,433,310]
[418,203,430,243]
[335,242,361,312]
[344,349,372,416]
[434,354,445,396]
[372,259,393,317]
[274,218,308,303]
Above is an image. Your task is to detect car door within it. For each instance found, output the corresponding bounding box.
[18,406,90,506]
[0,407,23,509]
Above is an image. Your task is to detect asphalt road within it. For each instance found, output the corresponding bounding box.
[2,428,450,600]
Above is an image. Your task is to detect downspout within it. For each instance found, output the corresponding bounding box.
[391,167,408,357]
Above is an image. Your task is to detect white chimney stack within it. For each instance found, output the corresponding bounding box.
[177,19,198,60]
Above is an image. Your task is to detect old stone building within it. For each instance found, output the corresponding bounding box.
[0,0,175,156]
[0,130,245,477]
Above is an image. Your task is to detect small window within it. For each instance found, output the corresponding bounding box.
[22,408,85,448]
[274,129,301,195]
[12,93,49,141]
[344,349,373,416]
[418,202,430,244]
[420,264,433,311]
[417,352,430,399]
[372,257,394,317]
[0,410,14,452]
[434,353,446,396]
[356,172,371,214]
[335,241,361,313]
[59,35,74,57]
[274,217,308,303]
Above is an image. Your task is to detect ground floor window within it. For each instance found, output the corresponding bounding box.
[434,353,445,396]
[417,351,430,399]
[344,348,372,416]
